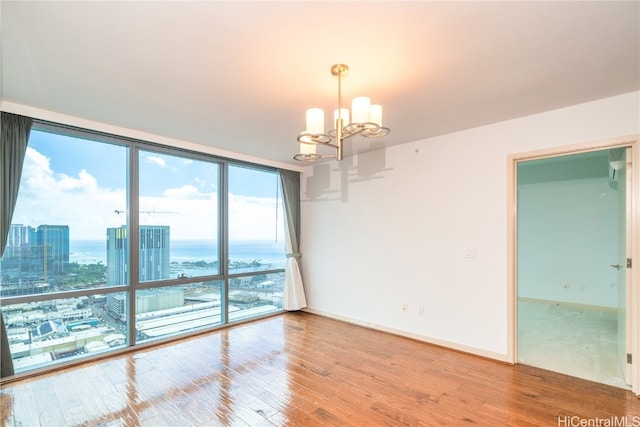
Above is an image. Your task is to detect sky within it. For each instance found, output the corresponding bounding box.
[11,129,285,242]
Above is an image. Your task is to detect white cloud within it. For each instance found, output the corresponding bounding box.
[228,193,284,241]
[163,185,199,199]
[21,147,55,190]
[145,155,167,167]
[14,148,127,239]
[12,148,283,241]
[58,169,98,192]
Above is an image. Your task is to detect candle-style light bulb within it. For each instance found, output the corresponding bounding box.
[299,141,317,155]
[306,108,324,134]
[334,108,349,129]
[351,97,371,123]
[370,104,382,126]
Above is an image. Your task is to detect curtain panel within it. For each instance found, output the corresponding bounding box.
[1,112,33,378]
[278,169,307,311]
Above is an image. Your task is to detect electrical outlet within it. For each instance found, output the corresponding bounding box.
[418,306,425,316]
[401,304,408,313]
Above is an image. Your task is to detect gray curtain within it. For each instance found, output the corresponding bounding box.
[1,112,33,378]
[278,169,307,310]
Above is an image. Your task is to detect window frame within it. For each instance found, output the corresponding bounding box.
[0,119,286,375]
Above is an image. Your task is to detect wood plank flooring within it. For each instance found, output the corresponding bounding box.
[1,311,639,426]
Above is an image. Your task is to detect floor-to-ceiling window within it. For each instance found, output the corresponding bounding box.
[228,165,286,322]
[0,121,285,376]
[134,148,224,343]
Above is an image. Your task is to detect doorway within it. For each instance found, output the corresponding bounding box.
[511,142,635,390]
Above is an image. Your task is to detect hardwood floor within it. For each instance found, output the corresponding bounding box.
[1,311,639,426]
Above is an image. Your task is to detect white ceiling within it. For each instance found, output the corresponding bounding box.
[1,1,639,166]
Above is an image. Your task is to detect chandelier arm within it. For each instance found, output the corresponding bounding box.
[293,153,336,162]
[339,127,365,141]
[297,133,332,145]
[321,142,340,149]
[361,126,391,138]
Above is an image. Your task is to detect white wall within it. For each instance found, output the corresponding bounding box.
[299,91,639,360]
[518,177,619,308]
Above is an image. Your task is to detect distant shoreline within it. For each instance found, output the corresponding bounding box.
[69,239,286,267]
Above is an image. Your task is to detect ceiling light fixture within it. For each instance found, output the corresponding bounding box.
[294,64,390,162]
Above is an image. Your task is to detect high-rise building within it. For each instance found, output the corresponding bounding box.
[1,225,38,292]
[0,224,69,295]
[36,225,70,278]
[5,224,34,247]
[106,226,129,286]
[106,225,170,286]
[1,225,34,276]
[106,293,127,321]
[139,226,170,282]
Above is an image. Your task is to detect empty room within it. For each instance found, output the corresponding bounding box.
[1,1,639,425]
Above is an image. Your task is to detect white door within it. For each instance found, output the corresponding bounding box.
[615,147,632,384]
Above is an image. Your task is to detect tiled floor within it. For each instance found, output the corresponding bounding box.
[518,300,628,389]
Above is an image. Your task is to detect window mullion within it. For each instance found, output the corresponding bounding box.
[128,144,140,347]
[221,161,229,325]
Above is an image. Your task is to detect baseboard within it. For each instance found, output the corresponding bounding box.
[302,307,510,364]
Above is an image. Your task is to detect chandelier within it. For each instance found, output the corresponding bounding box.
[294,64,390,162]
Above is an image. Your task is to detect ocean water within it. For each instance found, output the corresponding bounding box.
[70,239,286,269]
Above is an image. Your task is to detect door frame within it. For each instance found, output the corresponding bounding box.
[506,134,640,394]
